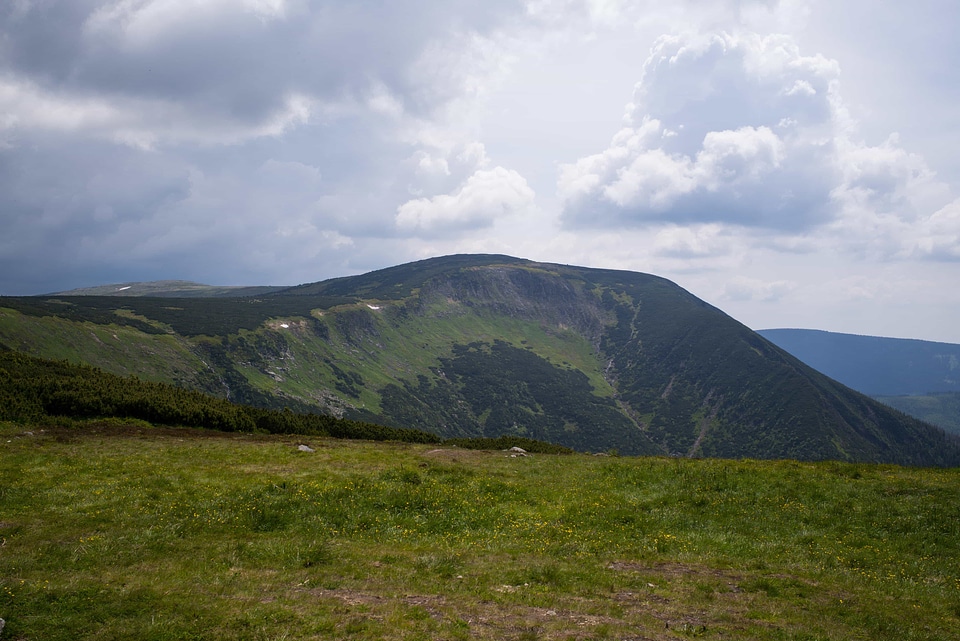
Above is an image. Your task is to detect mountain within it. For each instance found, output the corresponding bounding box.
[2,254,957,465]
[757,328,960,396]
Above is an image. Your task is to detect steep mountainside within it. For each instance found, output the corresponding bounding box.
[2,255,957,465]
[872,392,960,435]
[758,329,960,434]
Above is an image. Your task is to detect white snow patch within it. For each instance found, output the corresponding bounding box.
[116,286,131,291]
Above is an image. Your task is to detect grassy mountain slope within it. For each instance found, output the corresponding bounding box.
[0,305,214,390]
[0,347,442,444]
[2,255,957,465]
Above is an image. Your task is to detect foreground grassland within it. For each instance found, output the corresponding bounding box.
[1,422,958,640]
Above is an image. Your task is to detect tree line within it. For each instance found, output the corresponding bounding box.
[0,347,574,454]
[0,347,438,443]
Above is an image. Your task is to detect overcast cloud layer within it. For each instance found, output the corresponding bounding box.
[2,0,959,342]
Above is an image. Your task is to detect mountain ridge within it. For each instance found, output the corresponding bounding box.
[49,280,287,298]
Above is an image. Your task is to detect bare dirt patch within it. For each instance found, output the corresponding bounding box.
[306,586,680,640]
[607,560,742,580]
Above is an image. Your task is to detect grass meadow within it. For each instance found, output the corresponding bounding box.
[1,421,958,640]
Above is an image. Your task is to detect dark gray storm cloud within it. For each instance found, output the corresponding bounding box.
[2,0,524,122]
[0,0,529,294]
[0,137,192,293]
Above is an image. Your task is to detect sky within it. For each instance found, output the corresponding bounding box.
[2,0,959,343]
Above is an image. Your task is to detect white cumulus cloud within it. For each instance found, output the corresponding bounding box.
[396,167,536,236]
[560,32,839,230]
[558,28,960,269]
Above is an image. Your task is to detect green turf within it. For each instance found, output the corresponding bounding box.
[1,421,957,640]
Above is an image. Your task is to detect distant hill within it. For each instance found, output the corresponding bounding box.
[2,255,958,465]
[51,280,286,298]
[757,329,960,396]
